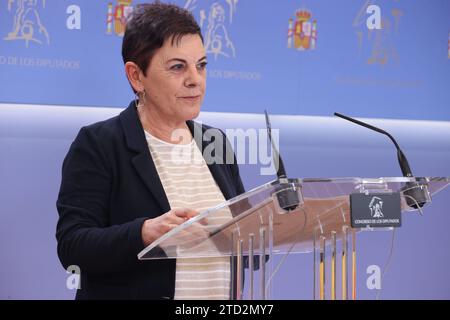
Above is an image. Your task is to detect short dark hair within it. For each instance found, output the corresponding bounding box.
[122,2,203,76]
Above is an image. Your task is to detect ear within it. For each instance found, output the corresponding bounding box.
[124,61,144,92]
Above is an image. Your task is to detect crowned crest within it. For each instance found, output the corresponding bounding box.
[106,0,134,37]
[287,9,317,51]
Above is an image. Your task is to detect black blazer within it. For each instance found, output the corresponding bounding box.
[56,101,245,300]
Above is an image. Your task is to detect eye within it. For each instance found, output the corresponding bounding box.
[170,63,185,71]
[197,61,208,71]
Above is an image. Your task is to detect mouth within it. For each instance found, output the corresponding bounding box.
[179,95,202,103]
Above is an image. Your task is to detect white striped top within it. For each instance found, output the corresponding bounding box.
[145,130,232,300]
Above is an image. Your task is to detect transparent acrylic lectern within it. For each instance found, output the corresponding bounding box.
[138,177,450,300]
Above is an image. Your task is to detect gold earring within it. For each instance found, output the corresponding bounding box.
[135,89,146,108]
[134,90,140,109]
[140,89,147,106]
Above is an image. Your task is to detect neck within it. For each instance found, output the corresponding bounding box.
[137,103,192,145]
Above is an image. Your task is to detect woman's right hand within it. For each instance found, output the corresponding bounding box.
[141,208,200,246]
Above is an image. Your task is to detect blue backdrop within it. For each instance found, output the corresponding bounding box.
[1,0,449,119]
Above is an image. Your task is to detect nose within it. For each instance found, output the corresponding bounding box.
[184,65,203,88]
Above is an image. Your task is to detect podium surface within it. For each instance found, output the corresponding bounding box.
[138,177,450,299]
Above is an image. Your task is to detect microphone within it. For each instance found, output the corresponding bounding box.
[265,110,287,179]
[334,112,429,208]
[264,110,300,212]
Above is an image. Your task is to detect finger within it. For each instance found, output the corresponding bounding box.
[185,222,209,239]
[172,208,199,220]
[171,208,190,218]
[167,215,187,226]
[167,223,181,231]
[184,209,207,225]
[185,209,199,219]
[177,226,209,245]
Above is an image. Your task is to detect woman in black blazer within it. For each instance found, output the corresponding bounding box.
[56,3,245,300]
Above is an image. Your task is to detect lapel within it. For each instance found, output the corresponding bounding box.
[119,102,170,213]
[119,101,234,214]
[188,121,234,200]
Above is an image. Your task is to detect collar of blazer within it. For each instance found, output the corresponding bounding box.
[118,100,235,212]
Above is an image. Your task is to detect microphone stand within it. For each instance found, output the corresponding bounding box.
[265,110,301,212]
[334,112,429,208]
